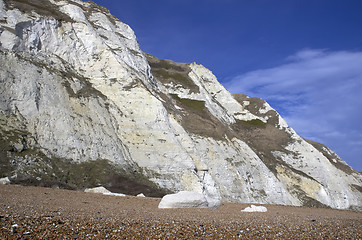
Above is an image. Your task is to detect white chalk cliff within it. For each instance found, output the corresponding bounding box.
[0,0,361,210]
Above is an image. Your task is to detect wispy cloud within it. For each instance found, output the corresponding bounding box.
[224,49,362,171]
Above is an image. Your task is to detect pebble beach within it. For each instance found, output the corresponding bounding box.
[1,184,361,239]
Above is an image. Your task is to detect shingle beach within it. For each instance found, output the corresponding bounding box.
[1,185,360,239]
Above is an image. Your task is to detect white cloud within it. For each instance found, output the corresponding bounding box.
[224,49,362,171]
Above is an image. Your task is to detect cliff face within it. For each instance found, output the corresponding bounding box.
[0,0,361,209]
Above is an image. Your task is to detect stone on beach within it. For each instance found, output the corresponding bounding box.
[241,205,268,212]
[84,186,126,197]
[84,186,112,194]
[0,177,10,185]
[205,196,222,209]
[103,192,126,197]
[158,191,219,209]
[1,185,361,239]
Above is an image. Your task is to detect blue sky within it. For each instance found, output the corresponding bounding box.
[90,0,362,172]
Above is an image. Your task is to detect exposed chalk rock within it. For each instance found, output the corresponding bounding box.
[0,177,10,185]
[241,205,268,212]
[85,186,126,197]
[205,196,222,209]
[84,186,112,194]
[103,192,126,197]
[158,191,217,209]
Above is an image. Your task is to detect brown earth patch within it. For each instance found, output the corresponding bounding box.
[146,53,199,94]
[4,0,75,22]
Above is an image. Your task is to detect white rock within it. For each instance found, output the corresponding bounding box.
[137,193,146,197]
[241,205,268,212]
[205,196,222,209]
[85,186,126,196]
[158,191,210,209]
[103,192,126,197]
[0,177,10,185]
[84,186,111,194]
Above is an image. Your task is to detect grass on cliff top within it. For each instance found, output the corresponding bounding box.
[170,94,205,114]
[153,69,191,85]
[6,0,75,22]
[146,55,200,94]
[148,57,187,72]
[146,53,232,140]
[235,119,266,128]
[152,68,199,94]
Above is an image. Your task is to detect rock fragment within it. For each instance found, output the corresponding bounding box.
[84,186,126,197]
[158,191,219,209]
[84,186,112,194]
[241,205,267,212]
[0,177,10,185]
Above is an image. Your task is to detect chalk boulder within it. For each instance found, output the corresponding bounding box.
[103,192,126,197]
[205,196,222,209]
[84,186,126,197]
[158,191,219,209]
[84,186,112,194]
[0,177,10,185]
[241,205,268,212]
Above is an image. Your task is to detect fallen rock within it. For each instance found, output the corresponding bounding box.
[0,177,10,185]
[241,205,268,212]
[158,191,219,209]
[205,196,222,209]
[103,192,126,197]
[137,193,146,197]
[84,186,126,197]
[84,186,112,194]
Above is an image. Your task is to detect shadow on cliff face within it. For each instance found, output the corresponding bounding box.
[0,113,168,197]
[2,151,169,198]
[2,152,168,197]
[104,175,169,198]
